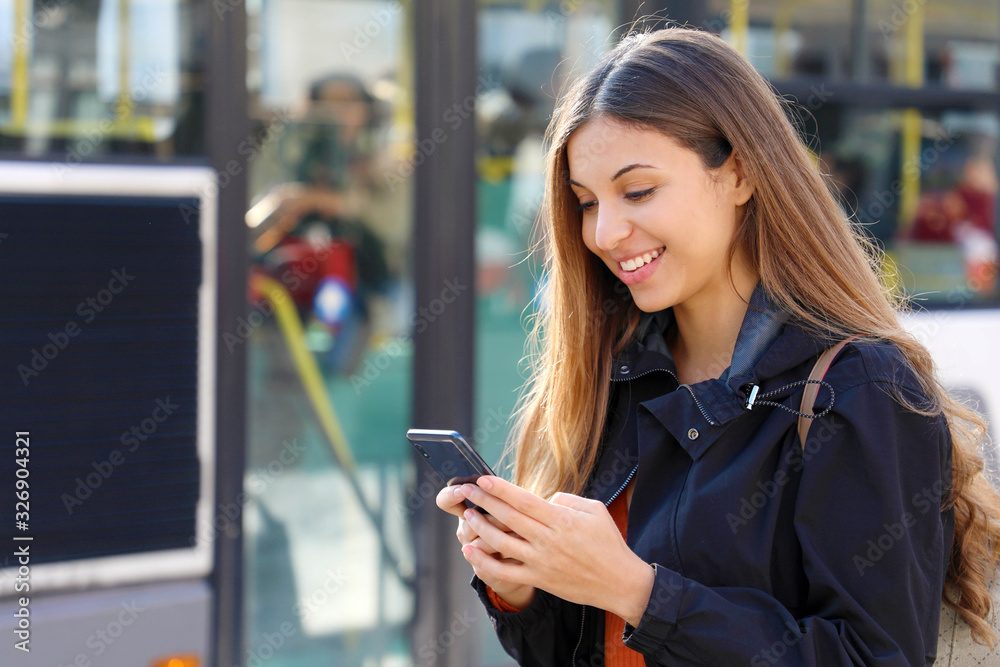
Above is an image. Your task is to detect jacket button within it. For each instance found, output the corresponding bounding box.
[619,364,630,374]
[687,428,699,440]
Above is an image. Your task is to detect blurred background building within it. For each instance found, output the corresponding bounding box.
[0,1,997,666]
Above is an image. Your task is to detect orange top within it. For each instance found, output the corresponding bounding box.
[485,491,645,665]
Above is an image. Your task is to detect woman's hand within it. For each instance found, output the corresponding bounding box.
[435,484,537,608]
[456,476,655,627]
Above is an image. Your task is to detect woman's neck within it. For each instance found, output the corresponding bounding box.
[669,272,758,385]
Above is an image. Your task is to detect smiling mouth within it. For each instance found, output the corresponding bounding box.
[619,247,664,272]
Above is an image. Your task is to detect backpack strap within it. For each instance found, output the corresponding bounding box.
[797,337,859,448]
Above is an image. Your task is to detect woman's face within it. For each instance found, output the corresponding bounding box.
[566,116,754,314]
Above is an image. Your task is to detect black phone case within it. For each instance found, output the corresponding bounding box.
[406,429,495,513]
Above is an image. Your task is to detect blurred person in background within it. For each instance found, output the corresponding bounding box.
[910,142,998,295]
[249,73,391,375]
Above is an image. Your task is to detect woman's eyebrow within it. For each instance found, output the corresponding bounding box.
[568,163,658,188]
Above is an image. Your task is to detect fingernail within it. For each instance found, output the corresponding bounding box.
[464,508,476,521]
[478,476,493,491]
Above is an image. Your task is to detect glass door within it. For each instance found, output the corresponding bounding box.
[243,1,416,664]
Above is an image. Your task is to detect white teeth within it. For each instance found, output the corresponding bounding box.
[620,248,664,272]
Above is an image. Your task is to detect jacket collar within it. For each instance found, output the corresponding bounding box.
[611,282,831,461]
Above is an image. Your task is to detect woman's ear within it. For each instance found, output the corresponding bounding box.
[728,153,754,207]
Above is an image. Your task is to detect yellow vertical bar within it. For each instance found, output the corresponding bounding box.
[11,0,29,129]
[730,0,749,56]
[393,0,414,163]
[117,0,132,122]
[897,2,924,232]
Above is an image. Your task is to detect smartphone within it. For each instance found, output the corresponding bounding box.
[406,429,496,512]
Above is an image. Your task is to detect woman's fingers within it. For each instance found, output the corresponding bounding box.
[456,517,498,554]
[462,544,530,589]
[457,479,552,541]
[468,536,500,555]
[462,507,532,562]
[435,485,469,518]
[478,476,556,517]
[549,491,604,513]
[439,486,516,533]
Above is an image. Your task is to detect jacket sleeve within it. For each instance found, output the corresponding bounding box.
[621,377,953,666]
[471,574,589,666]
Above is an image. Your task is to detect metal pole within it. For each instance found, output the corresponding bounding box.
[850,0,869,82]
[206,2,249,665]
[410,0,478,665]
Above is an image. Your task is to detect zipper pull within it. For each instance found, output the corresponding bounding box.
[744,384,760,410]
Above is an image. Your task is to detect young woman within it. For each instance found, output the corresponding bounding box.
[436,27,1000,665]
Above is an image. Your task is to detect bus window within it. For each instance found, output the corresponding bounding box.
[0,0,206,157]
[811,107,998,305]
[891,111,998,304]
[705,0,1000,306]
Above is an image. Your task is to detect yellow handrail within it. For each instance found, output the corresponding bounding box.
[0,117,158,141]
[11,0,29,130]
[251,273,358,473]
[117,0,132,122]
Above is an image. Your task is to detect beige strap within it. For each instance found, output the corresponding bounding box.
[797,337,859,448]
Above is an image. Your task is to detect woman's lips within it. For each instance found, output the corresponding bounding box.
[617,250,663,285]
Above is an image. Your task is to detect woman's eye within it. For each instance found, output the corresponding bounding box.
[576,189,653,213]
[625,188,655,202]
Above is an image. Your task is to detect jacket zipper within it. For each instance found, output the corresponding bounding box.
[571,464,640,665]
[570,607,585,666]
[610,367,718,425]
[606,464,638,506]
[679,384,718,425]
[575,363,709,664]
[610,367,678,383]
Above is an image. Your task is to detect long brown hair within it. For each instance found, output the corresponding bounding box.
[508,26,1000,644]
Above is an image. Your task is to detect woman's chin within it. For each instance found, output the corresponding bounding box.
[627,287,676,314]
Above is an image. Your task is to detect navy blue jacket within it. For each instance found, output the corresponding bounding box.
[473,286,954,666]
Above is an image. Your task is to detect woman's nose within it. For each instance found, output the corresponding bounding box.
[594,207,632,252]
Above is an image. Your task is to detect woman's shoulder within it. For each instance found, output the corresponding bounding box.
[822,335,935,409]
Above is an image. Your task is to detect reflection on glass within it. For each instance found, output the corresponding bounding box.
[250,74,393,376]
[921,0,1000,92]
[896,113,998,301]
[0,0,205,156]
[703,0,1000,89]
[705,1,1000,303]
[244,1,415,665]
[818,108,999,304]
